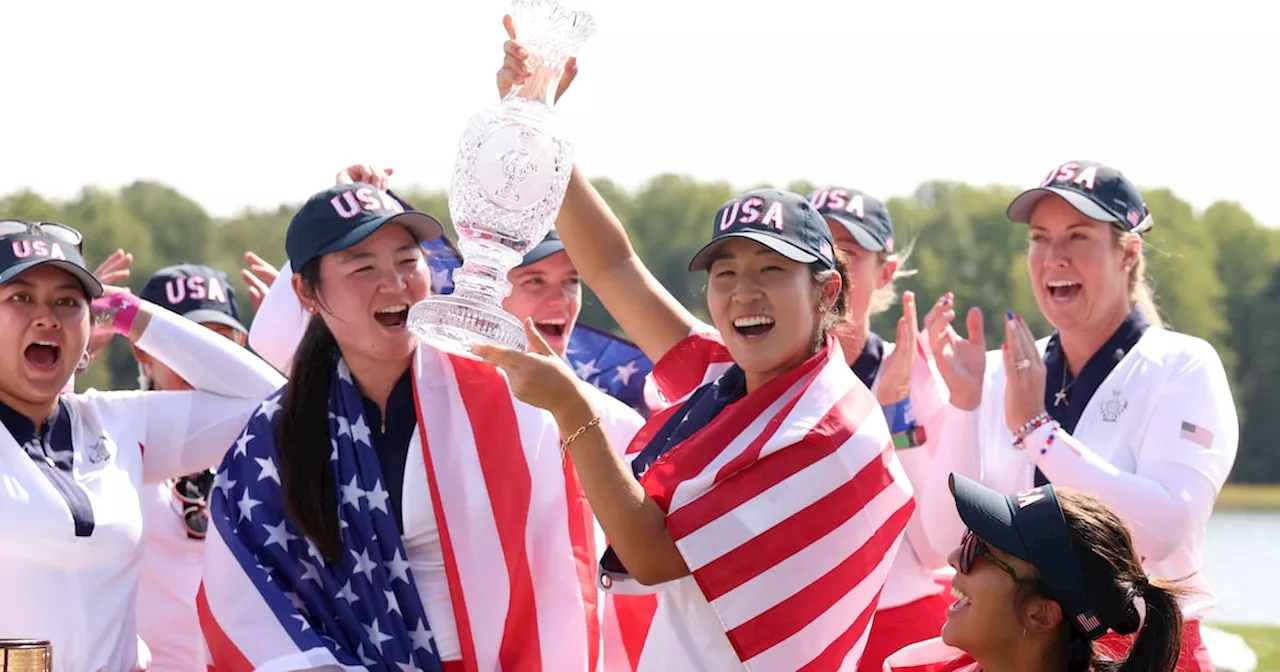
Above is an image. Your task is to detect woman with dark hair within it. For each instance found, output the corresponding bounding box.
[0,220,284,672]
[200,182,642,672]
[884,474,1184,672]
[475,29,916,670]
[921,162,1237,670]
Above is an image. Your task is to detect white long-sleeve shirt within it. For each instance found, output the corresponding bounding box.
[920,329,1238,620]
[0,306,285,672]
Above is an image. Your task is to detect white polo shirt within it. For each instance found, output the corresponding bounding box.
[922,328,1238,620]
[0,308,285,672]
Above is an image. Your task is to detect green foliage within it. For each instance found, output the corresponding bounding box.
[2,176,1277,482]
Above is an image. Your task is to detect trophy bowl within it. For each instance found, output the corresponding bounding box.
[408,0,596,359]
[0,640,51,672]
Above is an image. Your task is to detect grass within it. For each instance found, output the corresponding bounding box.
[1218,484,1280,511]
[1216,624,1280,671]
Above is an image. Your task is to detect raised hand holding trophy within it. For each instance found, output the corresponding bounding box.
[408,0,595,358]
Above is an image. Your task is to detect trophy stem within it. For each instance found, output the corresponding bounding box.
[507,57,565,108]
[451,236,524,304]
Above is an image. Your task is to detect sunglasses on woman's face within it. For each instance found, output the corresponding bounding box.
[960,529,1033,585]
[0,220,84,252]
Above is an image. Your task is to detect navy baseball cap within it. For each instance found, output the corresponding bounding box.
[809,187,896,253]
[0,221,103,298]
[1007,161,1153,234]
[285,183,444,270]
[140,264,246,334]
[950,474,1116,640]
[519,231,566,268]
[688,189,836,272]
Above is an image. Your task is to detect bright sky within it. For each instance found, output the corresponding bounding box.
[4,0,1277,227]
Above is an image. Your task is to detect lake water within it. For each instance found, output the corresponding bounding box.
[1202,510,1280,626]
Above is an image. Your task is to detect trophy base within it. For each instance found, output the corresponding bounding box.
[0,639,52,672]
[407,295,529,361]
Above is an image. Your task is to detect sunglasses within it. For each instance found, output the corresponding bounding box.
[959,529,1036,585]
[172,470,216,540]
[0,220,84,252]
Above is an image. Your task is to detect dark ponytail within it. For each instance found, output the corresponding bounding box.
[1056,490,1188,672]
[276,260,343,563]
[1115,580,1184,672]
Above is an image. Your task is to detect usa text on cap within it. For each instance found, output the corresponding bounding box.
[809,187,896,254]
[688,189,837,272]
[140,264,246,334]
[285,183,444,270]
[0,221,103,298]
[1007,161,1153,234]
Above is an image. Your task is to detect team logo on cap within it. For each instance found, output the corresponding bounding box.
[719,196,786,232]
[11,239,69,260]
[164,275,229,306]
[330,187,404,220]
[1041,162,1099,191]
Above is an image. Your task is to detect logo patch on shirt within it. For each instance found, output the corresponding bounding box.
[87,436,112,464]
[1099,390,1127,422]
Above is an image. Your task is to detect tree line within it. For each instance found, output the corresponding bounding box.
[3,176,1276,484]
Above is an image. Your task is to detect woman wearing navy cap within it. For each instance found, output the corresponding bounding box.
[809,187,953,671]
[476,30,915,670]
[0,220,284,672]
[202,182,642,672]
[920,162,1237,671]
[132,263,252,672]
[884,474,1184,671]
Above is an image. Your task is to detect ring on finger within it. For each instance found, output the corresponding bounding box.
[1015,358,1031,372]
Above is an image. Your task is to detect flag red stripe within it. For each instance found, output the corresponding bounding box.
[642,348,829,512]
[197,584,254,672]
[452,357,544,671]
[797,589,881,671]
[413,373,481,672]
[666,386,871,543]
[725,498,915,661]
[623,403,683,457]
[651,333,734,403]
[710,378,807,484]
[690,443,902,602]
[563,459,601,672]
[614,595,659,671]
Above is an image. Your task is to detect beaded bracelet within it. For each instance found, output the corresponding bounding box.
[561,416,602,465]
[1012,412,1054,451]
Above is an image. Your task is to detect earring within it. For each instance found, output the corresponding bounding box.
[75,352,91,374]
[1124,265,1132,273]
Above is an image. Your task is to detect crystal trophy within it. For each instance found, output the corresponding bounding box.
[408,0,596,358]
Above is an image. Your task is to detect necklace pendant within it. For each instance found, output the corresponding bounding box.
[1054,390,1069,407]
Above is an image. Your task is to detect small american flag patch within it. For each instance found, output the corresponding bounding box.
[1076,612,1102,631]
[1180,421,1214,449]
[1127,208,1141,228]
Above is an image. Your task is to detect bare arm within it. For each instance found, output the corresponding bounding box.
[555,168,700,363]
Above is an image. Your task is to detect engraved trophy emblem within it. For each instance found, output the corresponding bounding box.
[408,0,596,358]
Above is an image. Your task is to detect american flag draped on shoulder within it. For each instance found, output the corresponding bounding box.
[198,359,440,672]
[414,212,654,417]
[601,332,916,670]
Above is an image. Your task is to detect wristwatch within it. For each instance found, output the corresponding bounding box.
[892,425,927,449]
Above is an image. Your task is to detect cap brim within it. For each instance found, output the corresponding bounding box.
[822,214,886,252]
[0,259,104,298]
[520,237,566,267]
[317,211,445,258]
[181,309,247,334]
[949,473,1032,562]
[688,231,820,272]
[1007,187,1119,225]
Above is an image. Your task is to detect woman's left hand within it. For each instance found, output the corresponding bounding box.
[473,318,592,417]
[1002,313,1048,432]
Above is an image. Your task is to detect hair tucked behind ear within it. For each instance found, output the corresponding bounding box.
[812,250,853,351]
[1113,229,1165,330]
[1056,489,1187,672]
[277,259,343,562]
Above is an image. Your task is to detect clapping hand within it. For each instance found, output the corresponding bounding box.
[924,293,987,410]
[241,251,279,315]
[874,291,920,406]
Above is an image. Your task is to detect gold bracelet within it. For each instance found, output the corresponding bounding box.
[561,416,602,465]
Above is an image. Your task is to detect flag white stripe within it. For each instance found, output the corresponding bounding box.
[513,380,594,672]
[202,520,341,669]
[745,549,893,671]
[710,472,914,631]
[417,348,509,670]
[666,375,808,513]
[676,434,885,570]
